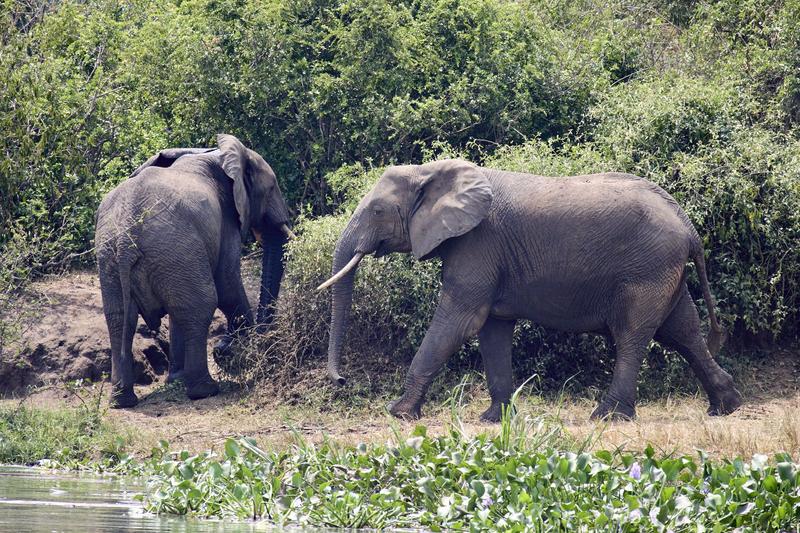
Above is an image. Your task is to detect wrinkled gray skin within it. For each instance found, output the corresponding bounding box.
[323,159,743,422]
[96,134,291,407]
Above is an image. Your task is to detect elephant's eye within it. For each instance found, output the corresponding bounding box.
[373,207,384,216]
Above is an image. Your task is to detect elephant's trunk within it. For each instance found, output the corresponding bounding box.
[325,233,362,386]
[256,226,287,328]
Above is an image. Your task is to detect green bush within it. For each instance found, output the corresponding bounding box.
[1,0,628,269]
[588,75,741,169]
[584,75,800,339]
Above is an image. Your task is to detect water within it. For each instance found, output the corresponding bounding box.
[0,466,272,533]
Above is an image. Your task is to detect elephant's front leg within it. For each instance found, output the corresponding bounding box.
[214,280,254,363]
[478,317,516,423]
[389,289,491,420]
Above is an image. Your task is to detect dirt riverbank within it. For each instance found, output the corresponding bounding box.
[2,268,799,459]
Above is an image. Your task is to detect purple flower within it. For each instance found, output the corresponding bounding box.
[629,509,642,521]
[630,462,642,480]
[480,493,494,508]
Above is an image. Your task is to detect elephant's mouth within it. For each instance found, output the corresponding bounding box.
[374,240,390,257]
[253,222,295,243]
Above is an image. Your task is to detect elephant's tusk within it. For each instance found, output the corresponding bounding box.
[317,252,365,291]
[280,224,296,240]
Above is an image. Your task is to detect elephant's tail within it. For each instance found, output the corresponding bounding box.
[691,244,725,356]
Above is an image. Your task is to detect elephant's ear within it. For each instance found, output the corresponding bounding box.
[409,159,493,261]
[217,134,250,236]
[129,148,215,178]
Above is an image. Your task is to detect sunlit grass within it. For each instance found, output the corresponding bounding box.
[0,404,133,467]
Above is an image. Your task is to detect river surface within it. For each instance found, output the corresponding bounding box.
[0,466,272,533]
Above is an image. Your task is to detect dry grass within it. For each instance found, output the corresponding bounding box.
[8,369,799,462]
[560,394,800,458]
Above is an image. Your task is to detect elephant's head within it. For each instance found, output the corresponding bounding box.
[216,134,294,325]
[318,159,493,384]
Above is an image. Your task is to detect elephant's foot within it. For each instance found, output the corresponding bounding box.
[186,378,220,400]
[590,399,635,421]
[387,396,422,420]
[110,387,138,409]
[479,401,513,423]
[707,387,743,416]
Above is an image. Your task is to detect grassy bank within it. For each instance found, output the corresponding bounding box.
[0,384,136,467]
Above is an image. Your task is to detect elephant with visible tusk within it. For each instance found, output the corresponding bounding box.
[96,134,293,407]
[318,159,743,422]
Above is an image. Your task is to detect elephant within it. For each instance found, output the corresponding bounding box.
[95,134,292,407]
[318,159,743,422]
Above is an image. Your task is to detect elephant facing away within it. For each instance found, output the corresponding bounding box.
[319,159,743,422]
[96,134,292,407]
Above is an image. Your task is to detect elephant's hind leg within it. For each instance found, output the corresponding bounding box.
[478,317,516,423]
[654,285,742,416]
[105,299,139,408]
[591,282,670,421]
[166,315,186,383]
[156,246,219,400]
[169,282,218,401]
[100,270,139,408]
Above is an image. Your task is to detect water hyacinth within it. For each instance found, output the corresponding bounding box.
[138,416,800,532]
[630,461,642,480]
[480,492,493,508]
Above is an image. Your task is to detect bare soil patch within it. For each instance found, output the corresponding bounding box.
[0,263,262,396]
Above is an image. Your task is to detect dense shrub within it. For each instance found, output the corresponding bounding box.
[1,0,638,263]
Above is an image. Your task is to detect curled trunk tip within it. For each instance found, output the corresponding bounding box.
[328,365,346,386]
[279,224,296,240]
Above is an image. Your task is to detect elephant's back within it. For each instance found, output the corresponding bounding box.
[95,179,142,256]
[96,168,223,270]
[116,168,224,243]
[95,168,222,322]
[488,170,696,242]
[475,171,697,327]
[480,169,698,286]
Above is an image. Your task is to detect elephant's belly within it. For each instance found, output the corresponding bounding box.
[490,284,607,333]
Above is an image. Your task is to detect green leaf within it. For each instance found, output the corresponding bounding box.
[225,440,241,459]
